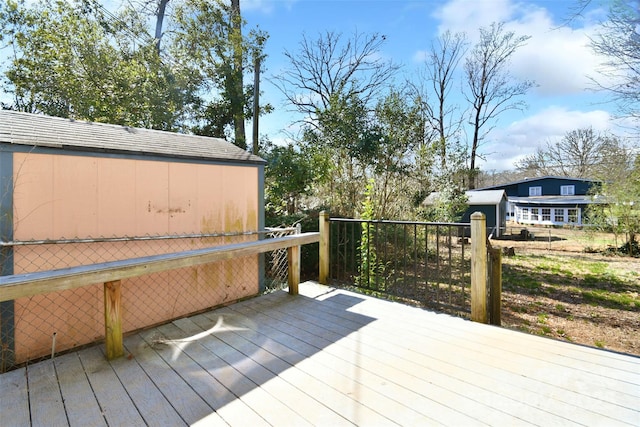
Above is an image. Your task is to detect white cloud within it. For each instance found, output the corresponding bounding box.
[433,0,517,34]
[242,0,274,13]
[242,0,298,14]
[433,0,606,96]
[412,49,428,63]
[481,106,613,171]
[505,11,603,96]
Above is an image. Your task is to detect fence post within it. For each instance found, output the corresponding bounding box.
[471,212,489,324]
[104,280,124,359]
[489,247,502,326]
[288,224,302,295]
[319,211,330,284]
[0,151,15,370]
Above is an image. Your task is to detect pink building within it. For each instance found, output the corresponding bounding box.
[0,110,265,365]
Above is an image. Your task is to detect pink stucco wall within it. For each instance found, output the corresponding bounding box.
[11,152,260,362]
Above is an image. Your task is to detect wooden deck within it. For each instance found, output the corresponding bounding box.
[1,282,638,426]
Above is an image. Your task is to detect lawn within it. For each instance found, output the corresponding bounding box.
[492,225,640,356]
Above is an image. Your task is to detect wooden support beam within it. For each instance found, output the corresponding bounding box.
[319,211,330,284]
[287,245,300,295]
[489,247,502,326]
[103,280,123,360]
[471,212,488,324]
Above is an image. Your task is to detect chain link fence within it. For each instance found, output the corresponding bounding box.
[0,227,296,372]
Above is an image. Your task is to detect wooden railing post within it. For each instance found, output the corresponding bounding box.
[471,212,488,324]
[319,211,329,284]
[104,280,124,359]
[288,224,301,295]
[489,247,502,326]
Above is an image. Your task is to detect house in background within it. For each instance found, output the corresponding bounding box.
[477,176,603,227]
[423,190,507,237]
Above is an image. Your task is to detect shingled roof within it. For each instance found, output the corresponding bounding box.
[0,110,265,164]
[423,189,506,206]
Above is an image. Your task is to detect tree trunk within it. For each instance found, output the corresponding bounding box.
[231,0,246,149]
[468,112,480,190]
[154,0,170,54]
[252,52,260,154]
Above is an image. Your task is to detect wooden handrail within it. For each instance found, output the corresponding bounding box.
[0,232,319,360]
[0,232,319,302]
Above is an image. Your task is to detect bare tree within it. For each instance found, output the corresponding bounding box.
[272,31,399,125]
[410,29,470,216]
[416,30,468,169]
[464,22,535,189]
[563,0,595,23]
[590,1,640,120]
[516,127,631,179]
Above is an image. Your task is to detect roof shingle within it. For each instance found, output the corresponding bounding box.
[0,110,265,164]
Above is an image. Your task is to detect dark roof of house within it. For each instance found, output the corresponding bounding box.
[0,110,265,164]
[478,176,600,190]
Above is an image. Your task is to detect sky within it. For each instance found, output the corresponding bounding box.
[1,0,633,172]
[238,0,634,172]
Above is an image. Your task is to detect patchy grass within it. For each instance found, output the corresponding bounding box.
[495,228,640,356]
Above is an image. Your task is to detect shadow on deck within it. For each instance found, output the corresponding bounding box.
[1,282,639,426]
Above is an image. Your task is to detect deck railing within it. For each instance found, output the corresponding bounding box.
[319,211,500,322]
[0,212,499,372]
[0,230,318,371]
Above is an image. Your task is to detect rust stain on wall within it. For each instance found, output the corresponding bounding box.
[201,212,222,234]
[225,203,243,233]
[154,206,187,215]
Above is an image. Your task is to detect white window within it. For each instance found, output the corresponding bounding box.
[529,186,542,196]
[561,185,575,196]
[554,209,565,223]
[568,208,578,223]
[542,209,551,222]
[531,208,539,222]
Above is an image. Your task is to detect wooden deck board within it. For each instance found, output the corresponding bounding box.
[220,309,461,426]
[286,287,638,425]
[194,310,417,427]
[122,332,218,426]
[105,342,187,426]
[174,312,344,425]
[1,282,639,427]
[165,318,314,427]
[152,326,255,427]
[148,321,272,427]
[302,300,632,423]
[54,352,106,427]
[339,294,640,414]
[27,359,67,427]
[187,313,358,426]
[230,296,568,426]
[224,299,483,425]
[0,367,30,426]
[76,345,147,426]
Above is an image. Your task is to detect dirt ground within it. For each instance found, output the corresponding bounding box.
[490,224,640,357]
